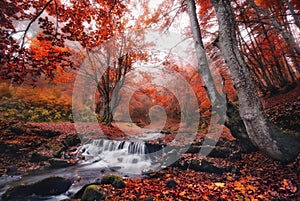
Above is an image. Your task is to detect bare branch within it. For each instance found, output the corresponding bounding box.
[166,36,191,59]
[52,0,59,45]
[246,0,300,56]
[20,0,54,52]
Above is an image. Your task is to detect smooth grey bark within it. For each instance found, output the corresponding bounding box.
[186,0,225,107]
[210,0,299,162]
[187,0,253,150]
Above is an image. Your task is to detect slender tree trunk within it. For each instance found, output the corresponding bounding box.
[186,0,225,107]
[210,0,299,162]
[284,0,300,29]
[260,24,287,88]
[187,0,254,150]
[246,0,300,57]
[236,26,270,94]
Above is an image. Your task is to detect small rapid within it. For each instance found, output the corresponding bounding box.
[0,133,165,200]
[77,137,163,174]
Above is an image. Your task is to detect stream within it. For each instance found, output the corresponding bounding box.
[0,133,165,201]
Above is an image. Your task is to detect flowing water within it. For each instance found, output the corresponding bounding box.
[0,133,164,200]
[79,139,151,174]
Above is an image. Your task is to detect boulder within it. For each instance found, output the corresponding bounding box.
[81,185,105,201]
[101,174,126,188]
[166,179,178,188]
[64,134,81,147]
[30,152,50,162]
[49,158,75,168]
[72,183,99,199]
[2,176,72,200]
[172,159,232,174]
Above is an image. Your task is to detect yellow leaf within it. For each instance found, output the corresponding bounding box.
[283,179,289,186]
[247,185,256,191]
[179,191,186,196]
[214,182,225,187]
[257,195,264,199]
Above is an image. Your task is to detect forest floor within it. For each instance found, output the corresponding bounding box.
[0,84,299,200]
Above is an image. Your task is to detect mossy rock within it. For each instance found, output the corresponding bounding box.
[72,183,97,199]
[112,179,126,188]
[30,152,50,162]
[81,185,105,201]
[101,174,126,188]
[2,176,71,200]
[64,134,81,147]
[49,158,74,168]
[166,179,178,188]
[52,145,67,158]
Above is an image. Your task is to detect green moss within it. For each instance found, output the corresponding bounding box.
[2,176,71,199]
[101,174,126,188]
[81,185,105,201]
[64,134,81,147]
[112,179,125,188]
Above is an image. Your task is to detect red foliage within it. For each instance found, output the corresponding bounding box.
[103,152,299,200]
[0,0,126,82]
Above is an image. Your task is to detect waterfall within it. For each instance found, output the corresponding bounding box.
[79,139,148,155]
[77,139,155,174]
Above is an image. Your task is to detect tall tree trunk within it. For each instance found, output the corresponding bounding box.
[101,67,113,125]
[186,0,225,108]
[102,96,113,125]
[187,0,254,150]
[210,0,299,162]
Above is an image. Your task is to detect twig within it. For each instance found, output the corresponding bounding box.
[20,0,54,52]
[52,0,59,45]
[166,36,191,59]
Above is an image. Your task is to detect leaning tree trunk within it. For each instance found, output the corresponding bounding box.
[187,0,255,152]
[186,0,225,107]
[210,0,299,162]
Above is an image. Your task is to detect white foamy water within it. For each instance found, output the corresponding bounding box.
[77,137,161,174]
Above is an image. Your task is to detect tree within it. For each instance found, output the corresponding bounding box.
[208,0,299,162]
[246,0,300,57]
[169,0,300,162]
[186,0,225,108]
[186,0,256,152]
[234,0,299,95]
[0,0,126,83]
[27,32,78,81]
[79,30,148,125]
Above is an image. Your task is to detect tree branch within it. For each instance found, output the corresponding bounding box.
[52,0,59,45]
[20,0,54,52]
